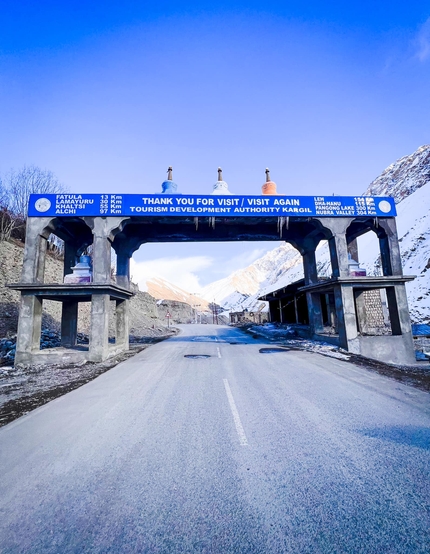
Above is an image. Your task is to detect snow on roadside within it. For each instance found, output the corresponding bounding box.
[247,324,352,360]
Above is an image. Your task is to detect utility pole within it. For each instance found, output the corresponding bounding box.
[191,293,201,324]
[212,301,219,325]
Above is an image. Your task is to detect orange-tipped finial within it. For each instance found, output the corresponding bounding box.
[261,168,278,195]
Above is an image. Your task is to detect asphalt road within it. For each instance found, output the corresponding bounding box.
[0,324,429,553]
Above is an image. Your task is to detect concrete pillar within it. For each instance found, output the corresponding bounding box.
[268,301,275,322]
[300,243,324,333]
[15,295,43,364]
[294,296,299,324]
[392,284,415,362]
[61,301,79,347]
[116,299,129,348]
[327,293,336,329]
[89,294,110,362]
[279,299,283,323]
[329,233,349,278]
[91,219,112,284]
[21,234,47,283]
[116,253,130,289]
[306,292,324,333]
[63,242,79,278]
[334,286,359,351]
[303,249,318,285]
[314,218,352,279]
[393,284,414,335]
[354,290,368,334]
[20,217,57,283]
[83,216,130,285]
[378,219,403,276]
[386,287,402,335]
[347,238,359,262]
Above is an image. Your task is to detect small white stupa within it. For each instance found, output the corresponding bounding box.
[64,255,92,284]
[211,167,233,195]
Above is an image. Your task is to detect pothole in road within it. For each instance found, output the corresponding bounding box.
[184,355,211,359]
[259,348,289,354]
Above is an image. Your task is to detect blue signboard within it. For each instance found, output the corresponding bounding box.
[28,194,397,218]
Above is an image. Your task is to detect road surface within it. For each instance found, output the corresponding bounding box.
[0,324,429,553]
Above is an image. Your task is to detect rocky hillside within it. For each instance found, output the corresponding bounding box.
[366,145,430,202]
[202,145,430,323]
[0,240,194,339]
[146,276,210,311]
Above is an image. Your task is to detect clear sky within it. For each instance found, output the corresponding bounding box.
[1,1,429,290]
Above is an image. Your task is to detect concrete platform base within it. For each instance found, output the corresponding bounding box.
[311,332,416,365]
[15,347,89,368]
[14,343,131,368]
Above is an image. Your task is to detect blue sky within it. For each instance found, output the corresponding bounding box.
[1,1,429,290]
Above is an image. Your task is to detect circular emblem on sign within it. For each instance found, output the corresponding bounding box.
[378,200,392,213]
[35,198,51,212]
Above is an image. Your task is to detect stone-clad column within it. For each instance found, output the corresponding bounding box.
[89,294,110,362]
[15,295,43,365]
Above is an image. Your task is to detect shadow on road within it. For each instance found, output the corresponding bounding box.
[358,426,430,450]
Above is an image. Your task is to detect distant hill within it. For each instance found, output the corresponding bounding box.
[145,276,210,312]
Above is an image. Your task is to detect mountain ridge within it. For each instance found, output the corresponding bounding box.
[200,145,430,322]
[145,276,210,311]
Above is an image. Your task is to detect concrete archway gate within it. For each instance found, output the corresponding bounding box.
[9,192,416,366]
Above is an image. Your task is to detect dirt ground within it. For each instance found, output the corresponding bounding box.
[0,333,177,428]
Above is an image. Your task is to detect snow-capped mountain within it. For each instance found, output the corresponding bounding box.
[366,145,430,202]
[201,145,430,323]
[201,243,300,311]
